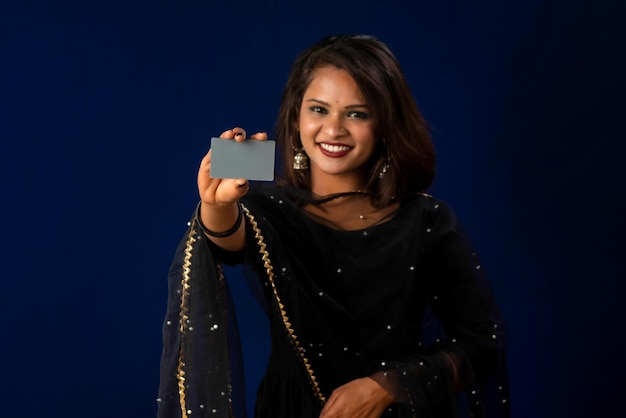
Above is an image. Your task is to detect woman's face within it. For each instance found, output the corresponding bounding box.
[298,66,377,191]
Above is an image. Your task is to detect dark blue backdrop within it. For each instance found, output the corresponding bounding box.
[1,1,624,417]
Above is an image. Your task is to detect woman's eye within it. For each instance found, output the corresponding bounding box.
[347,111,369,119]
[309,106,327,114]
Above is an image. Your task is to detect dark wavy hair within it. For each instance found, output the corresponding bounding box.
[276,34,435,208]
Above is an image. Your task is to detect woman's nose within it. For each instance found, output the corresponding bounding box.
[323,114,345,137]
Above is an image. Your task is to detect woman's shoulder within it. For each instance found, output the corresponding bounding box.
[241,185,461,234]
[400,192,461,232]
[240,183,303,221]
[242,183,286,205]
[403,192,453,215]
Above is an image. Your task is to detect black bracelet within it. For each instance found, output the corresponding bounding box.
[195,201,243,238]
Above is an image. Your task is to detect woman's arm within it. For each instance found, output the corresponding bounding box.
[196,127,267,251]
[370,200,507,416]
[319,377,394,418]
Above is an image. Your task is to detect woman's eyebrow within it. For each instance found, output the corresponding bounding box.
[305,98,369,108]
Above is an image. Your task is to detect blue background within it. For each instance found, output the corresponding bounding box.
[1,0,624,417]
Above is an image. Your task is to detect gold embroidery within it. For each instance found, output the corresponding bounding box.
[241,204,327,405]
[176,219,233,418]
[176,219,197,418]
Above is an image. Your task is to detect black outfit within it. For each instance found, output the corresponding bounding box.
[157,185,510,418]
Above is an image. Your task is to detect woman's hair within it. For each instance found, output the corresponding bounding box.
[275,34,435,208]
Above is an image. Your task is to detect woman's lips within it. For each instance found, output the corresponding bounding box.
[318,142,353,158]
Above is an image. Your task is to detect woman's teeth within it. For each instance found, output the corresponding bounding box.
[319,143,351,152]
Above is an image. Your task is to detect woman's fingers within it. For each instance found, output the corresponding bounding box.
[220,128,245,139]
[220,129,234,139]
[249,131,268,141]
[219,127,246,140]
[232,127,247,142]
[200,127,265,203]
[220,128,266,141]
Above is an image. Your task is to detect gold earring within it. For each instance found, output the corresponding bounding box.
[291,136,309,170]
[378,139,390,179]
[293,149,309,170]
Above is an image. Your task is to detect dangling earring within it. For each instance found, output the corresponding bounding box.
[291,135,309,170]
[378,140,391,178]
[378,158,390,179]
[293,149,309,170]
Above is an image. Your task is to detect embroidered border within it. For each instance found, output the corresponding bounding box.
[176,218,197,418]
[241,204,327,405]
[176,217,234,418]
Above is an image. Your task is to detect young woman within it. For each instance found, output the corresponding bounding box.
[158,35,510,418]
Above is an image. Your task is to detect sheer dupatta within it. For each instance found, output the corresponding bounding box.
[157,185,511,418]
[157,217,247,418]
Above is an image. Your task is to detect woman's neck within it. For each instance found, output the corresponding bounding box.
[310,171,366,197]
[302,193,399,231]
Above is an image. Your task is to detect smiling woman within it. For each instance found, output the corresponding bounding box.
[158,34,510,418]
[276,35,435,210]
[298,66,378,195]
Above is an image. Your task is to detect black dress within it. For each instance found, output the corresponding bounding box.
[157,185,510,418]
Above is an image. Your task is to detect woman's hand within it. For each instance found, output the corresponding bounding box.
[196,127,267,251]
[197,127,268,206]
[319,377,394,418]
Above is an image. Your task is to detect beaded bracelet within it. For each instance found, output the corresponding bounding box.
[195,201,243,238]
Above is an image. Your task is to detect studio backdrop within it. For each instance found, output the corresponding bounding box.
[1,1,624,417]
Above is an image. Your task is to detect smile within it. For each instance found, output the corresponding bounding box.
[318,143,352,153]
